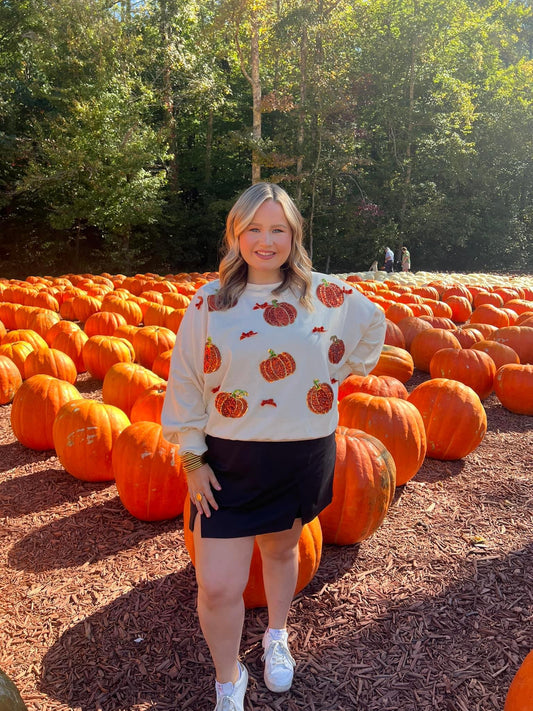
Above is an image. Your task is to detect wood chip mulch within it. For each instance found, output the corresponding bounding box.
[1,370,532,711]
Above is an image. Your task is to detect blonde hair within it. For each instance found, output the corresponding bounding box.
[216,182,313,310]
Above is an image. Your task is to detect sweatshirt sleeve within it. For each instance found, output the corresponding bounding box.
[335,301,386,383]
[161,292,209,455]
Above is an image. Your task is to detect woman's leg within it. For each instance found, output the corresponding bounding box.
[193,517,255,683]
[256,518,303,629]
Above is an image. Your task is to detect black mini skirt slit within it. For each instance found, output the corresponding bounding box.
[189,432,336,539]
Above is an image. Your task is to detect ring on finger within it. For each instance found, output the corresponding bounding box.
[195,492,203,503]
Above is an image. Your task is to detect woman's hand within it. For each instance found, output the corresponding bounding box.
[187,463,221,518]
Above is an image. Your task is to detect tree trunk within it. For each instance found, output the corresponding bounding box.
[250,13,261,183]
[205,110,213,186]
[296,25,308,201]
[400,19,417,226]
[160,0,179,193]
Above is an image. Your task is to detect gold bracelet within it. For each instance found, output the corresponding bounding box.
[180,451,207,474]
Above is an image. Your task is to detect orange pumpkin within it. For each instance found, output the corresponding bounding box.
[318,427,396,544]
[84,311,128,337]
[410,328,462,372]
[493,364,533,415]
[429,348,496,400]
[132,326,176,370]
[492,326,533,365]
[471,340,520,370]
[53,399,130,481]
[151,349,172,380]
[11,374,81,450]
[407,378,487,460]
[183,501,323,609]
[82,335,135,380]
[0,341,34,378]
[370,345,414,383]
[0,354,22,404]
[338,393,426,486]
[24,347,78,384]
[444,295,472,323]
[396,316,432,350]
[384,319,406,348]
[2,328,48,352]
[112,421,187,520]
[338,373,408,400]
[130,384,167,424]
[504,650,533,711]
[102,362,164,417]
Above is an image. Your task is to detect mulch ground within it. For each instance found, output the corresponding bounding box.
[1,370,532,711]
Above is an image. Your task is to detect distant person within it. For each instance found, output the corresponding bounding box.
[401,246,411,272]
[384,246,394,273]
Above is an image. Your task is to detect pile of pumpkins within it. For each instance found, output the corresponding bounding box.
[0,270,532,600]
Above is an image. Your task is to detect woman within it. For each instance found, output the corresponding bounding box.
[161,182,385,711]
[401,246,411,272]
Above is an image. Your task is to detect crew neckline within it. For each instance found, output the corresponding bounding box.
[245,280,283,291]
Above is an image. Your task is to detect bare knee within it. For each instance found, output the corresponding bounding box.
[196,566,249,609]
[258,538,298,564]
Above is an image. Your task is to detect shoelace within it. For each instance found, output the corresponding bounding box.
[262,639,296,669]
[215,695,239,711]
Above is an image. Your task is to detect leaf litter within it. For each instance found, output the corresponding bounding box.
[0,370,532,710]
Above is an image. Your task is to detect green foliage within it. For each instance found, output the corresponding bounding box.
[0,0,531,276]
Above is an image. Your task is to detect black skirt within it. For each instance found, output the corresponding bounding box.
[189,433,336,539]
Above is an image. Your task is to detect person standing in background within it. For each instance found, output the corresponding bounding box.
[384,246,394,272]
[401,246,411,272]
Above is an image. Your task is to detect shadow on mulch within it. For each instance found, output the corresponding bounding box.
[8,496,180,572]
[39,544,533,711]
[0,466,111,518]
[414,458,466,484]
[0,440,52,474]
[75,375,105,396]
[484,402,533,434]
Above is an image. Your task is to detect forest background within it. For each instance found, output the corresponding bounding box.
[1,0,532,279]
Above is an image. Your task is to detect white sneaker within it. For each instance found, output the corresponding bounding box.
[214,662,248,711]
[262,629,295,693]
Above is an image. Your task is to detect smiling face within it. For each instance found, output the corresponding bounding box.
[239,199,293,284]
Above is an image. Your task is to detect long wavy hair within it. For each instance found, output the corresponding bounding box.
[216,182,313,310]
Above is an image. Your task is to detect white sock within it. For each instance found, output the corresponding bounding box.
[215,663,241,697]
[266,627,287,641]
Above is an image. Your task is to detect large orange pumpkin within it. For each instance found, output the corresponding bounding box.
[504,650,533,711]
[183,501,323,609]
[370,345,414,383]
[83,335,135,380]
[318,427,396,544]
[0,355,22,404]
[132,326,176,370]
[102,362,164,417]
[407,378,487,460]
[10,374,81,450]
[471,339,520,370]
[338,373,408,400]
[2,328,48,352]
[429,347,496,400]
[493,364,533,415]
[492,326,533,365]
[53,399,130,481]
[130,384,167,424]
[0,341,34,378]
[338,393,426,486]
[112,421,188,521]
[410,328,462,372]
[24,347,78,384]
[84,311,128,337]
[396,316,432,350]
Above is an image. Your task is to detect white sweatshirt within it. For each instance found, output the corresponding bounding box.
[161,272,385,454]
